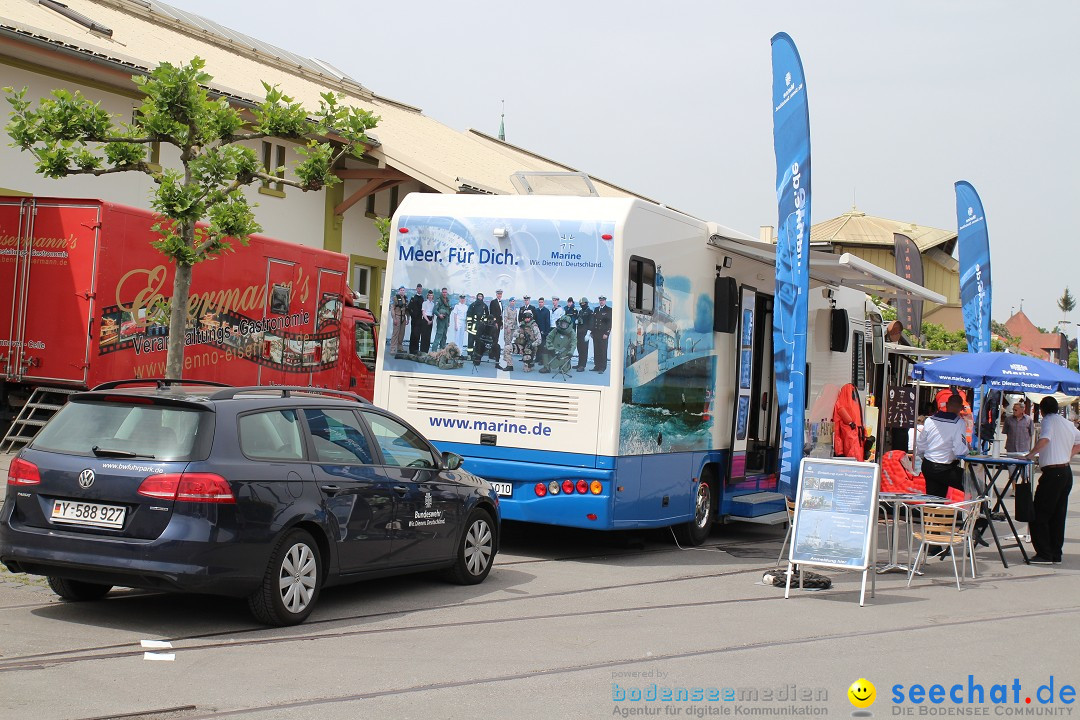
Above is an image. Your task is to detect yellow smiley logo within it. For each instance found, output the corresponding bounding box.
[848,678,876,709]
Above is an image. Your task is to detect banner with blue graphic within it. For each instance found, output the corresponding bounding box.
[956,181,992,355]
[771,33,811,498]
[956,180,992,447]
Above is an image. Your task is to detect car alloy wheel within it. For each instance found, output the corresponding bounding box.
[279,541,318,614]
[463,516,494,577]
[249,528,322,626]
[445,508,496,585]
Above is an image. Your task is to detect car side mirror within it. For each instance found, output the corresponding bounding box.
[441,451,463,471]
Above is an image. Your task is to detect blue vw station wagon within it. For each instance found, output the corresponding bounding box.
[0,381,499,625]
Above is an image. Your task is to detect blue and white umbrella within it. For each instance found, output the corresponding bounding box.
[912,352,1080,395]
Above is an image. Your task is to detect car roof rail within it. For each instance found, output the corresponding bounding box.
[207,386,372,404]
[92,378,234,391]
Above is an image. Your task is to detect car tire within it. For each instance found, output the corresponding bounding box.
[47,576,112,601]
[444,508,495,585]
[248,528,322,626]
[674,478,713,546]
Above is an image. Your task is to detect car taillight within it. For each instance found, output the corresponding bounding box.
[7,458,40,485]
[562,480,575,494]
[138,473,235,504]
[534,483,547,497]
[576,480,589,494]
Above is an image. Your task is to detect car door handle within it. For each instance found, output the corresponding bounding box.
[392,485,409,495]
[319,484,342,496]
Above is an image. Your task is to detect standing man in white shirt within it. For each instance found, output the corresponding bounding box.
[1024,396,1080,564]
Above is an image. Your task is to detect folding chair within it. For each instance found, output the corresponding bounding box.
[906,498,986,590]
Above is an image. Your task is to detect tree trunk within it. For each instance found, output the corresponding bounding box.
[164,220,196,380]
[165,263,193,380]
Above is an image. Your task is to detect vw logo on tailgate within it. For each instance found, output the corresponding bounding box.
[78,469,96,489]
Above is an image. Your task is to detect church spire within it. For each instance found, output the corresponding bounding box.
[498,99,505,141]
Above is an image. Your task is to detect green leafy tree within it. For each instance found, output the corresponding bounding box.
[5,57,378,379]
[1058,287,1076,321]
[1070,349,1078,372]
[919,322,969,352]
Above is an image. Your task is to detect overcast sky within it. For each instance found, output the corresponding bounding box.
[169,0,1079,336]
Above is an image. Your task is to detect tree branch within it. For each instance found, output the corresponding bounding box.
[54,163,156,177]
[220,131,270,145]
[252,171,316,190]
[91,135,159,145]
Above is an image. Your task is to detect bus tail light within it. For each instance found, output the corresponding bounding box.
[590,481,603,495]
[576,480,589,494]
[561,480,574,494]
[547,480,560,495]
[534,483,547,497]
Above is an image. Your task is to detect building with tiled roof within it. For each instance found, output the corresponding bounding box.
[806,206,962,332]
[0,0,657,320]
[1003,310,1070,364]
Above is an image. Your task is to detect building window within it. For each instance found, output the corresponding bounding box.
[353,264,371,309]
[260,141,285,196]
[628,256,655,314]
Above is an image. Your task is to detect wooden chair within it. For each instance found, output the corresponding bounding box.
[906,499,985,590]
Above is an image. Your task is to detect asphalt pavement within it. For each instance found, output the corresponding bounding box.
[1,451,1079,720]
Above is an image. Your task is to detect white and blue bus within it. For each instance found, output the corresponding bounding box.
[375,193,941,543]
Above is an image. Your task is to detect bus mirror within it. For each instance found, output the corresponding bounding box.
[870,313,885,365]
[713,276,738,333]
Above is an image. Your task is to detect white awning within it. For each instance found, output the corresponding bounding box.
[709,235,946,304]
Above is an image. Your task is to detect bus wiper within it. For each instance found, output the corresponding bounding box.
[91,446,138,458]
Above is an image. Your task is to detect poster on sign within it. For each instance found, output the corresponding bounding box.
[785,457,880,606]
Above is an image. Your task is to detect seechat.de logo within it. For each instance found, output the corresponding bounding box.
[849,678,876,712]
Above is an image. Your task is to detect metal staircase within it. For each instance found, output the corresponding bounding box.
[1,387,77,453]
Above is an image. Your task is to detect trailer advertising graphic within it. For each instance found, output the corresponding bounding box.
[98,263,341,377]
[620,269,716,456]
[385,213,614,385]
[1,198,374,397]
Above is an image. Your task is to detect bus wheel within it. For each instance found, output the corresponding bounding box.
[674,479,713,546]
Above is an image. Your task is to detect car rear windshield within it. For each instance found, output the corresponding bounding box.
[32,400,211,461]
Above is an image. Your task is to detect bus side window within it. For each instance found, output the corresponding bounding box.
[355,321,376,369]
[628,256,656,314]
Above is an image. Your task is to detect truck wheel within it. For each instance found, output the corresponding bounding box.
[674,479,714,546]
[47,576,112,601]
[444,509,495,585]
[248,529,322,626]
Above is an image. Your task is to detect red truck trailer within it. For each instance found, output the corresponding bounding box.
[0,196,377,442]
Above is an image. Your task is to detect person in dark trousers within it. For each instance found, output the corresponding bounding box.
[575,298,593,371]
[466,292,487,354]
[916,394,968,498]
[488,289,505,360]
[591,295,612,372]
[407,283,425,354]
[535,297,551,341]
[1024,396,1080,564]
[916,393,971,557]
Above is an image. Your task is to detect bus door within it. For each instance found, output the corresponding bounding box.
[728,286,780,489]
